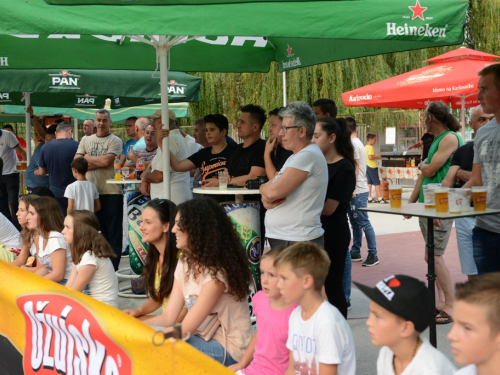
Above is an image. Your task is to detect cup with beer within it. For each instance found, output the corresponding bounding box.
[472,186,488,212]
[389,185,403,209]
[435,187,449,213]
[448,188,462,213]
[461,188,471,213]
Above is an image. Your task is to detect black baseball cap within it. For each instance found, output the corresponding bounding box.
[354,274,434,332]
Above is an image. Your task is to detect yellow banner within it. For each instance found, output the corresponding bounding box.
[0,261,232,375]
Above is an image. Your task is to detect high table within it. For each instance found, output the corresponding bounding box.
[193,187,262,320]
[360,203,500,347]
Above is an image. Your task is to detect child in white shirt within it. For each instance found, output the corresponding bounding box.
[64,157,100,214]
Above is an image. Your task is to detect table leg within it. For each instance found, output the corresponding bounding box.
[235,194,244,204]
[426,217,437,347]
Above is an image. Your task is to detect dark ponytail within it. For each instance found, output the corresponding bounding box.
[317,117,355,167]
[426,101,461,132]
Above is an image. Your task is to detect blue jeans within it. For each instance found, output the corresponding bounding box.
[348,192,377,256]
[455,217,478,276]
[472,226,500,275]
[187,335,237,366]
[343,248,352,303]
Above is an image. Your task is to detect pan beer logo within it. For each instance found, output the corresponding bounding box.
[49,70,81,90]
[167,80,186,97]
[17,294,132,375]
[0,92,11,102]
[76,93,98,106]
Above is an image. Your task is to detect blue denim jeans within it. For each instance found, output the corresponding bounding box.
[472,226,500,275]
[348,192,377,256]
[187,335,237,366]
[343,248,352,303]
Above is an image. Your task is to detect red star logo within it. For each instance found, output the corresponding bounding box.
[62,70,68,76]
[286,45,293,57]
[169,80,176,85]
[409,0,427,20]
[85,93,89,97]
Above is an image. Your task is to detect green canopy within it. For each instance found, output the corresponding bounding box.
[0,69,201,107]
[0,0,468,72]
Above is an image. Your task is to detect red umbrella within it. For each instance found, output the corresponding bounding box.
[342,47,499,138]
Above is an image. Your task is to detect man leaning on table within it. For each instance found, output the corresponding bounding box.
[463,63,500,275]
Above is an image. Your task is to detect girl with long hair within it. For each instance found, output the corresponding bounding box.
[11,194,39,268]
[312,117,356,318]
[146,198,253,366]
[123,198,179,320]
[63,210,118,307]
[26,196,72,283]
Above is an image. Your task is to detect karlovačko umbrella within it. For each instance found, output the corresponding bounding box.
[342,47,500,139]
[0,0,468,198]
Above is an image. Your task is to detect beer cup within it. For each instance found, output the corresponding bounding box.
[434,188,449,213]
[448,188,462,213]
[389,185,402,209]
[472,186,488,212]
[423,185,437,210]
[461,188,471,213]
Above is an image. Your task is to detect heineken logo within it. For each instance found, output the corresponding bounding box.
[409,0,427,20]
[282,57,301,69]
[349,94,372,102]
[0,92,11,102]
[286,45,293,58]
[49,70,81,90]
[387,1,447,39]
[0,56,8,66]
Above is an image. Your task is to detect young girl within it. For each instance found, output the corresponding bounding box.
[26,196,72,284]
[312,117,356,318]
[145,198,253,366]
[228,247,298,375]
[63,210,118,307]
[124,198,178,320]
[11,194,39,268]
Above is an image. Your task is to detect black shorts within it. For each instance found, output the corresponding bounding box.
[366,166,380,185]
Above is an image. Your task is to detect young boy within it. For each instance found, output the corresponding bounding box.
[64,158,100,214]
[275,242,356,375]
[448,273,500,375]
[355,275,456,375]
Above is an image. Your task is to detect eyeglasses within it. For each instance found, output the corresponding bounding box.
[279,125,302,133]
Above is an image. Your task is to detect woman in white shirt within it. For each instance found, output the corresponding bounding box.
[25,196,72,284]
[63,210,118,307]
[11,194,39,267]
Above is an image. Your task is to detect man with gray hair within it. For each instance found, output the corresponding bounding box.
[82,119,95,137]
[37,122,79,214]
[260,101,328,249]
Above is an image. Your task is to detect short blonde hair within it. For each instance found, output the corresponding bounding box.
[274,242,330,292]
[455,273,500,336]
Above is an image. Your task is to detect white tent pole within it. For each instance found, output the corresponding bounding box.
[159,35,171,200]
[282,71,287,106]
[24,92,31,164]
[460,95,466,141]
[73,117,79,141]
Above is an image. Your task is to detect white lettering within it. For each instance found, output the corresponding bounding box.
[24,302,43,371]
[52,77,79,86]
[376,280,395,301]
[0,57,8,66]
[418,26,425,36]
[397,26,404,35]
[387,23,396,35]
[231,36,267,48]
[0,93,10,100]
[409,26,418,35]
[77,98,95,105]
[282,57,301,69]
[349,93,373,102]
[387,23,446,38]
[195,36,229,45]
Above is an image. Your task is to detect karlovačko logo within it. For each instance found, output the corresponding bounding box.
[49,70,81,90]
[282,44,301,70]
[386,1,447,38]
[17,293,132,375]
[349,93,373,102]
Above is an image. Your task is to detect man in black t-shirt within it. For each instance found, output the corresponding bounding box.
[227,104,266,186]
[441,105,493,280]
[408,132,434,160]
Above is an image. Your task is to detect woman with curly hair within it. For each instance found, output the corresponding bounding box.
[124,198,179,320]
[146,198,253,366]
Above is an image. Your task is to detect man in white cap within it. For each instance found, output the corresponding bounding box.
[140,109,192,204]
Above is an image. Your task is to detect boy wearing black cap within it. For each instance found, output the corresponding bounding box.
[355,275,455,375]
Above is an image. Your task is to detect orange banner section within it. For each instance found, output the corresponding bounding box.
[0,261,232,375]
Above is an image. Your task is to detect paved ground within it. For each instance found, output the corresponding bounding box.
[116,189,465,374]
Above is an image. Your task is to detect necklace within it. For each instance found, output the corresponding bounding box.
[392,337,422,373]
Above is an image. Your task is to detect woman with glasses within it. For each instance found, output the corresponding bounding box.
[124,198,179,321]
[260,101,328,249]
[312,118,356,318]
[144,198,253,366]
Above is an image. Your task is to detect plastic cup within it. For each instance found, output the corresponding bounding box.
[461,189,471,213]
[435,188,449,213]
[448,188,462,213]
[423,184,439,210]
[389,185,402,209]
[472,186,488,212]
[218,170,228,190]
[121,167,130,179]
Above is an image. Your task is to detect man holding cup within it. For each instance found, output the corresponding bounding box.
[463,64,500,275]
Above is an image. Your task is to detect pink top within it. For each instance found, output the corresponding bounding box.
[242,291,298,375]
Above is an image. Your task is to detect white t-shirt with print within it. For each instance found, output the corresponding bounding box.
[265,143,328,241]
[287,301,356,375]
[0,213,21,249]
[454,365,476,375]
[37,231,72,279]
[352,137,369,194]
[0,129,20,174]
[76,251,118,308]
[377,337,456,375]
[64,180,99,212]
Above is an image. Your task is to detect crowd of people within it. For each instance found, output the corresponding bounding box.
[0,63,500,374]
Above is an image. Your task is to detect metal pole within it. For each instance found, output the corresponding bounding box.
[460,96,466,141]
[24,93,31,164]
[73,117,79,141]
[427,218,437,347]
[282,71,287,106]
[159,35,171,200]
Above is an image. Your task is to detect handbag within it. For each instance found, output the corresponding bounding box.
[194,313,220,341]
